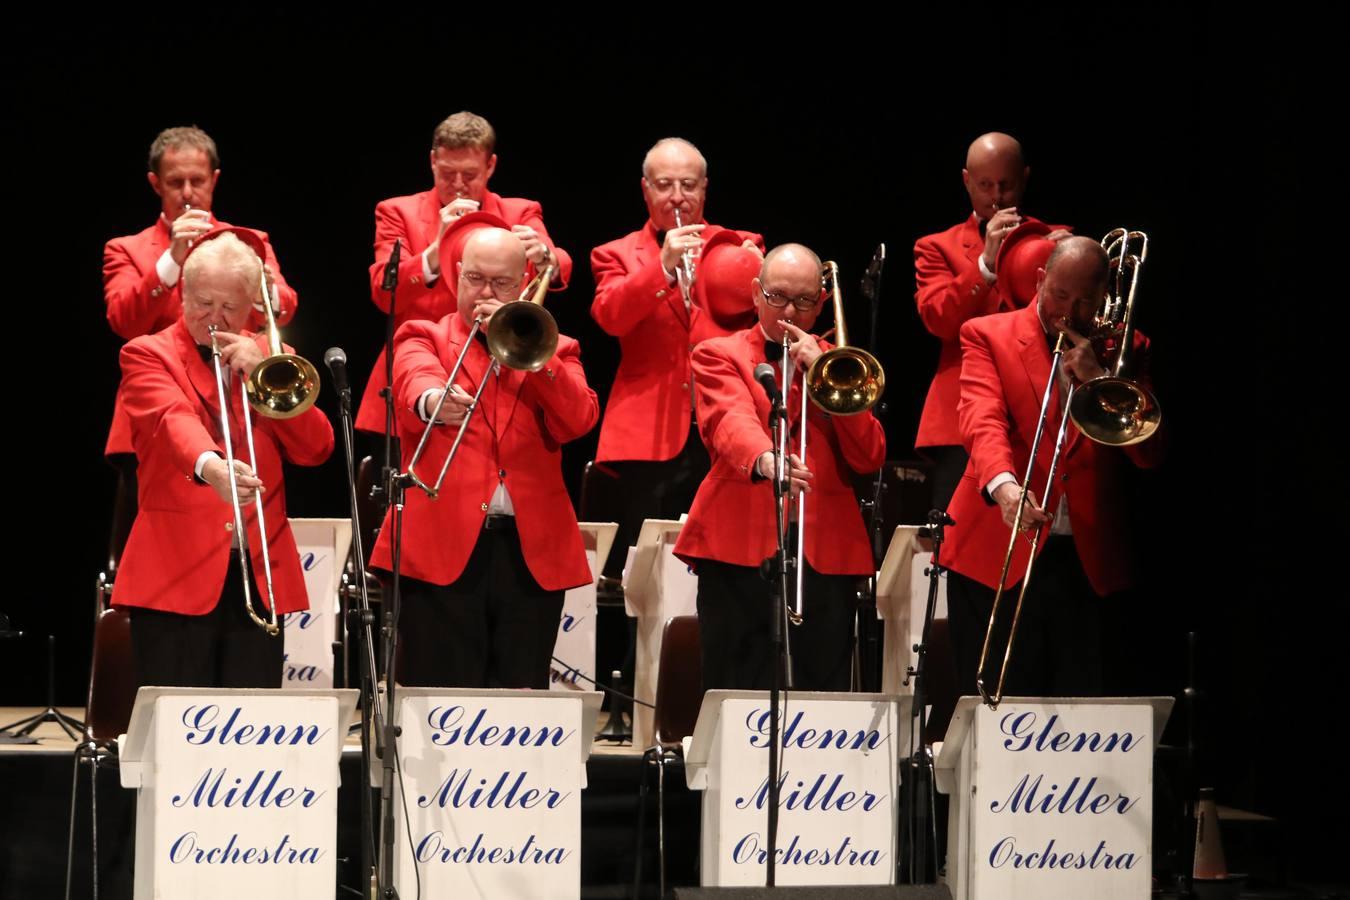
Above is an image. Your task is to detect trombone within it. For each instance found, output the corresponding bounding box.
[405,263,557,498]
[780,261,885,625]
[975,228,1161,708]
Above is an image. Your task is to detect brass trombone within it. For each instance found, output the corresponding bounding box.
[975,228,1160,708]
[405,263,557,498]
[781,260,885,625]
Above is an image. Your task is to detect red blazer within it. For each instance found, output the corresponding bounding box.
[103,216,298,455]
[942,301,1165,596]
[357,189,573,433]
[368,313,598,591]
[913,214,1053,449]
[673,328,884,575]
[110,320,333,616]
[590,221,764,462]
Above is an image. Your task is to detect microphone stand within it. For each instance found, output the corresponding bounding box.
[372,240,402,523]
[898,508,951,884]
[755,369,792,886]
[858,245,887,692]
[330,357,398,898]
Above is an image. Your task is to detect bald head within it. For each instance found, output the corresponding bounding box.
[456,227,528,324]
[1044,236,1108,281]
[462,227,527,272]
[642,137,707,179]
[963,132,1030,218]
[966,132,1024,169]
[760,243,823,284]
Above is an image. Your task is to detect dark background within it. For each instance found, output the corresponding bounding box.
[6,4,1337,883]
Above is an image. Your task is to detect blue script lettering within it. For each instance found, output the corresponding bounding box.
[182,706,329,746]
[170,768,325,809]
[427,705,573,748]
[1000,712,1142,754]
[417,768,570,810]
[989,774,1138,816]
[549,664,582,686]
[732,833,883,867]
[745,710,885,751]
[299,552,325,573]
[989,836,1138,870]
[168,832,322,865]
[283,653,320,682]
[282,610,316,630]
[733,771,884,813]
[416,831,568,865]
[559,614,583,633]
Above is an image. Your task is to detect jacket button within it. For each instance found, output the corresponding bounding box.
[498,469,506,478]
[480,502,489,512]
[225,522,234,532]
[657,289,667,299]
[681,382,689,390]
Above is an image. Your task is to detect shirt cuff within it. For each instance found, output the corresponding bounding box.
[417,388,440,423]
[422,248,439,285]
[194,450,221,482]
[156,249,182,288]
[978,253,997,283]
[985,471,1017,499]
[661,263,678,286]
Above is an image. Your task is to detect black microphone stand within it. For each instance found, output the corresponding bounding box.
[755,373,792,886]
[330,356,398,898]
[898,508,951,884]
[371,239,402,524]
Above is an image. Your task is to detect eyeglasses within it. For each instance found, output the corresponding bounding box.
[460,270,522,296]
[759,283,823,311]
[646,177,704,195]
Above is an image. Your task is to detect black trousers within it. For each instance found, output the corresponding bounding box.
[945,535,1107,698]
[397,518,564,689]
[128,549,285,689]
[696,556,860,693]
[603,423,710,576]
[922,444,969,514]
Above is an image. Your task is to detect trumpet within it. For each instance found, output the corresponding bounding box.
[406,263,557,498]
[672,209,697,307]
[975,229,1160,708]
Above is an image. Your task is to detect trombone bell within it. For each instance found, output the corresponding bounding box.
[247,353,321,418]
[1068,376,1161,446]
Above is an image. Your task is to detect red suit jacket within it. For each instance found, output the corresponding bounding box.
[942,301,1164,596]
[913,214,1053,449]
[673,328,884,575]
[111,320,334,615]
[357,188,573,433]
[103,216,298,455]
[590,221,764,463]
[368,313,598,591]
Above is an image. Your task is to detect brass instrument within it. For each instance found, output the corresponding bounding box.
[246,271,321,419]
[806,261,885,415]
[672,209,698,309]
[209,319,280,636]
[1068,229,1161,445]
[975,228,1160,708]
[406,264,557,498]
[783,260,885,625]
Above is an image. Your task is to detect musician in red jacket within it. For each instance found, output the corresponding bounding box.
[674,244,885,691]
[912,132,1069,509]
[943,237,1164,698]
[103,126,298,458]
[590,137,763,572]
[358,111,573,434]
[370,224,598,688]
[112,229,333,689]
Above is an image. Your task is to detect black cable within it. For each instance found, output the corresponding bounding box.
[550,656,656,710]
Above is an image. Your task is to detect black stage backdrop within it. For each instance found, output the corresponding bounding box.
[6,5,1339,881]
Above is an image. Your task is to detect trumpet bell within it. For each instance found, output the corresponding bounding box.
[247,353,321,419]
[807,346,885,415]
[486,300,559,372]
[1069,375,1161,446]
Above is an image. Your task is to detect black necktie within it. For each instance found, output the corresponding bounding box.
[764,339,784,362]
[196,344,213,364]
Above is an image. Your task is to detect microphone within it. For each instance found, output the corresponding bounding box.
[325,346,350,396]
[382,239,402,292]
[753,363,780,404]
[861,243,885,300]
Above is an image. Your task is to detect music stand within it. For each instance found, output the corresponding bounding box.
[1,627,85,741]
